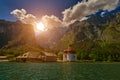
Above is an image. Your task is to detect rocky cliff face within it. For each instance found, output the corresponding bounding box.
[0,12,120,52]
[37,26,67,49]
[0,20,36,49]
[55,13,120,51]
[0,20,21,48]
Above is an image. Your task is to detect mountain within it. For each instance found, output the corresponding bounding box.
[36,27,67,49]
[53,13,120,61]
[55,13,120,50]
[0,12,120,61]
[0,20,21,48]
[0,20,40,51]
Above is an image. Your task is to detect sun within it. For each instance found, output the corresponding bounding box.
[36,22,46,31]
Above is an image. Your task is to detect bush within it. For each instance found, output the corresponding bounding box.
[58,52,63,60]
[0,49,23,57]
[77,50,90,60]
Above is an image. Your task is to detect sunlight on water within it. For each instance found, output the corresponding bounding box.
[0,62,120,80]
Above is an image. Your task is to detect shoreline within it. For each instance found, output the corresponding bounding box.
[0,60,120,64]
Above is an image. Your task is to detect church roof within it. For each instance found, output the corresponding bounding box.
[64,49,76,54]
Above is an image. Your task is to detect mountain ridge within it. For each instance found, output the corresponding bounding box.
[0,12,120,61]
[54,12,120,51]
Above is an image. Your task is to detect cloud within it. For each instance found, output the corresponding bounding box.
[11,9,36,24]
[62,0,119,25]
[11,9,63,29]
[41,15,63,29]
[11,0,119,27]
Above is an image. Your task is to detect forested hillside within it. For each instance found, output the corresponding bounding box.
[55,13,120,61]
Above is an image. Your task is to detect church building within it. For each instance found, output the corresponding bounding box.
[63,45,76,62]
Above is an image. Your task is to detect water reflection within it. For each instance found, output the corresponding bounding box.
[0,62,120,80]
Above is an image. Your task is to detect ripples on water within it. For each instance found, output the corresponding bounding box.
[0,62,120,80]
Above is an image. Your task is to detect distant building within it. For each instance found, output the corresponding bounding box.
[0,56,9,62]
[63,45,76,62]
[43,52,57,62]
[16,51,57,62]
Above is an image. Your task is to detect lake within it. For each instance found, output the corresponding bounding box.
[0,62,120,80]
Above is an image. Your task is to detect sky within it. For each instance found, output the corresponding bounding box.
[0,0,120,27]
[0,0,81,21]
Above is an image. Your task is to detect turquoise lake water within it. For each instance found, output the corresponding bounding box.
[0,62,120,80]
